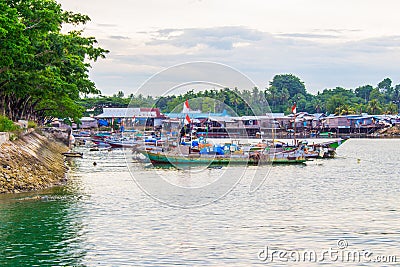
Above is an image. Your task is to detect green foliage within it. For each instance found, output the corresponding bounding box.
[270,74,306,98]
[384,103,398,115]
[27,120,37,128]
[9,133,18,141]
[78,73,400,116]
[366,99,382,115]
[0,115,19,132]
[377,78,392,92]
[0,0,108,123]
[355,85,373,103]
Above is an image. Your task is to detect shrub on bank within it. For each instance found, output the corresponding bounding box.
[28,121,37,128]
[0,116,20,132]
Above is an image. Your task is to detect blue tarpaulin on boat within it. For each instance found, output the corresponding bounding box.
[200,146,224,155]
[98,119,109,126]
[192,140,199,147]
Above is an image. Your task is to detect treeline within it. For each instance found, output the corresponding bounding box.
[0,0,108,123]
[80,74,400,116]
[79,88,269,117]
[265,75,399,115]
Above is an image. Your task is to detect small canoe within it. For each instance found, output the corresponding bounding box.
[62,152,83,158]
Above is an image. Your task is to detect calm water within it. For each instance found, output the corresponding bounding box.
[0,139,399,266]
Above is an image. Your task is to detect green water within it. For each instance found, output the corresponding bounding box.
[0,188,86,266]
[0,139,399,266]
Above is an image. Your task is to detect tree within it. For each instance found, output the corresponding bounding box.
[269,74,306,99]
[369,88,384,104]
[383,103,398,115]
[377,78,392,92]
[114,91,124,98]
[0,0,108,123]
[393,85,400,112]
[326,95,347,115]
[353,103,365,114]
[366,99,382,115]
[78,76,400,117]
[355,85,373,103]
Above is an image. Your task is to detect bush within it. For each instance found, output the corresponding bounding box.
[28,121,37,128]
[9,133,18,141]
[0,116,20,132]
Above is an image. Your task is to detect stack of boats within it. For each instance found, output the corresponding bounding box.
[139,137,348,167]
[73,130,348,167]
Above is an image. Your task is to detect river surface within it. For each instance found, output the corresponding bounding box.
[0,139,399,266]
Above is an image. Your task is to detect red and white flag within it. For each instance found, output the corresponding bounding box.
[291,103,297,114]
[185,114,191,125]
[182,99,190,113]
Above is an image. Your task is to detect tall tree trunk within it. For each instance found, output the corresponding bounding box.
[26,99,38,122]
[17,95,31,120]
[0,94,5,116]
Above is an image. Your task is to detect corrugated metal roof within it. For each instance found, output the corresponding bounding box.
[95,108,159,118]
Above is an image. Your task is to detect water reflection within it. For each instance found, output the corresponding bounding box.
[0,187,86,266]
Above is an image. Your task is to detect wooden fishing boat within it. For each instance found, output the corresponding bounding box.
[146,148,306,167]
[277,137,348,159]
[62,152,83,158]
[107,140,138,148]
[305,137,348,158]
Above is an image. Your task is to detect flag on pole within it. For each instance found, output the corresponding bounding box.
[291,103,297,114]
[182,99,190,113]
[185,114,191,125]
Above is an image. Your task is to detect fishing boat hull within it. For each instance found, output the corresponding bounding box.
[308,137,348,158]
[146,151,306,166]
[107,141,138,148]
[62,152,83,158]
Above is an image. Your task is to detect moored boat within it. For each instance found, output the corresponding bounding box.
[276,137,348,159]
[305,137,348,158]
[107,140,138,148]
[62,152,83,158]
[146,147,306,167]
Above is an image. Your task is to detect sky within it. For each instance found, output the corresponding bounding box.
[58,0,400,96]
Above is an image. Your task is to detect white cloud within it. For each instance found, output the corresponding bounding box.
[58,0,400,95]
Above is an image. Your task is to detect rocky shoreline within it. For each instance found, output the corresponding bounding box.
[0,130,69,194]
[376,126,400,137]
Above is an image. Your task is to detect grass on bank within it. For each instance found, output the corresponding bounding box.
[0,116,20,132]
[0,116,38,141]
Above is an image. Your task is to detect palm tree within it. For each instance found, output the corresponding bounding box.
[366,99,382,114]
[384,103,398,114]
[353,103,365,115]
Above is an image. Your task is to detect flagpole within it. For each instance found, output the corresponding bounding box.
[181,99,191,145]
[292,103,297,146]
[294,113,297,145]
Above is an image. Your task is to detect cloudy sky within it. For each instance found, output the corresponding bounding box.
[58,0,400,96]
